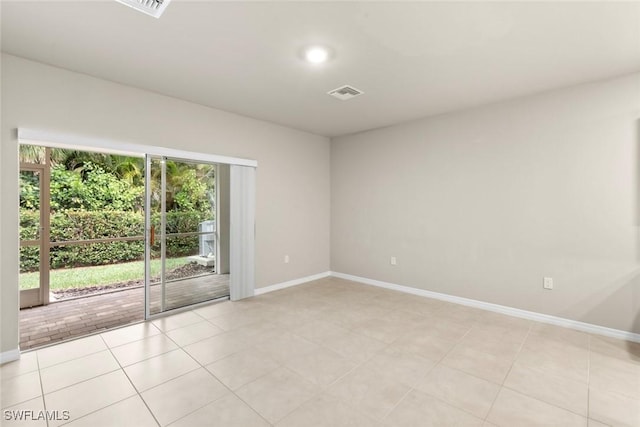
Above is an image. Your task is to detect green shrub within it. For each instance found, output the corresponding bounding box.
[48,163,144,212]
[20,246,40,272]
[20,210,210,272]
[19,172,40,210]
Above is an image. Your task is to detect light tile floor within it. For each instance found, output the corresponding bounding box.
[2,277,639,426]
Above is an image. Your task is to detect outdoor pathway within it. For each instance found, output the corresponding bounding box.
[19,274,230,350]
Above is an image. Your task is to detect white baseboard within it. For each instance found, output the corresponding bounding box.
[0,348,20,365]
[330,271,640,344]
[254,271,331,296]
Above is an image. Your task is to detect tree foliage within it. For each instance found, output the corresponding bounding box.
[49,162,145,212]
[19,148,216,271]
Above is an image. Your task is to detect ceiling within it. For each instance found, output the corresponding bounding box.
[2,1,640,137]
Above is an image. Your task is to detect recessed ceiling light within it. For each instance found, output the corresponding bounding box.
[304,46,330,64]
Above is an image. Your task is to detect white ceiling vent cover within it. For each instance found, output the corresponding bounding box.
[115,0,171,18]
[328,85,364,101]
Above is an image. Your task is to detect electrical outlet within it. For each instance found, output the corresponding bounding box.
[543,277,553,290]
[284,255,290,264]
[390,257,397,266]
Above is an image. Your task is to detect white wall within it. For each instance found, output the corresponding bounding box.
[332,73,640,334]
[3,53,639,355]
[0,54,331,353]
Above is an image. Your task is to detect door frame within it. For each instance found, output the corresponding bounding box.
[17,128,257,317]
[19,152,51,308]
[144,155,224,318]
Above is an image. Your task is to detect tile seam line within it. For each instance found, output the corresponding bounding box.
[159,314,274,426]
[95,333,161,427]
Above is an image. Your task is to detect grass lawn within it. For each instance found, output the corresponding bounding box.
[20,257,190,290]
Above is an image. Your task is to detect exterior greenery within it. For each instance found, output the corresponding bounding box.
[19,148,214,273]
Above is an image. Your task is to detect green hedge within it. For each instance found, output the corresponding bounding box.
[20,210,209,272]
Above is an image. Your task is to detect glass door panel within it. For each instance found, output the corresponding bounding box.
[147,156,164,315]
[146,156,227,317]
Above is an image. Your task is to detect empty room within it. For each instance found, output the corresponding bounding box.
[1,1,639,426]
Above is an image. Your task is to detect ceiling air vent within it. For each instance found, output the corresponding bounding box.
[115,0,172,18]
[327,85,364,101]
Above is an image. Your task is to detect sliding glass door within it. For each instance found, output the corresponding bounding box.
[145,155,228,316]
[16,131,253,351]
